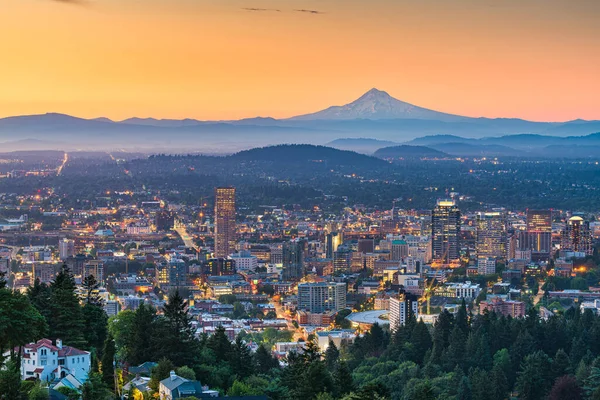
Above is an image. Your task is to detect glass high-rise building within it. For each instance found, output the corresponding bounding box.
[431,199,461,264]
[214,187,236,258]
[523,209,552,260]
[282,239,305,281]
[476,212,507,259]
[561,216,592,255]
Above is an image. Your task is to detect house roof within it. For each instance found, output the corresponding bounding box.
[16,338,89,358]
[160,374,189,391]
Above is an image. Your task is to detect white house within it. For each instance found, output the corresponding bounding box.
[5,338,91,384]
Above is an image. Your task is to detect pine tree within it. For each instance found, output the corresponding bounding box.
[128,303,156,365]
[456,375,472,400]
[82,303,108,353]
[254,343,278,374]
[333,361,354,397]
[410,319,432,365]
[230,336,253,379]
[206,326,233,363]
[82,274,103,306]
[154,290,198,366]
[100,333,116,392]
[49,267,86,349]
[324,340,340,370]
[516,350,552,400]
[26,278,52,326]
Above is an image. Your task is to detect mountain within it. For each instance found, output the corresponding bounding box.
[374,145,449,159]
[289,88,467,121]
[1,89,599,153]
[327,138,399,154]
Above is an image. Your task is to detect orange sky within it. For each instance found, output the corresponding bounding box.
[0,0,599,121]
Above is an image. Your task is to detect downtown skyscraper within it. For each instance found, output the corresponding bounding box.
[476,211,507,259]
[522,209,552,261]
[431,199,461,264]
[214,187,236,258]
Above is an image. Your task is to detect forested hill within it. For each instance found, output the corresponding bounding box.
[231,144,388,167]
[374,145,449,159]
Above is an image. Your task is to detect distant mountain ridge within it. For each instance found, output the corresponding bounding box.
[0,88,600,153]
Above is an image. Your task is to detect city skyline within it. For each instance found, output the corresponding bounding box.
[1,0,599,121]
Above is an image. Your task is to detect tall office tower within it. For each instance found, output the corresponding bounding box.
[524,209,552,260]
[333,246,352,273]
[58,238,75,260]
[390,240,409,261]
[561,216,593,255]
[325,231,343,259]
[389,293,419,331]
[83,260,105,284]
[205,258,236,276]
[166,257,187,288]
[214,187,236,258]
[431,200,461,264]
[297,282,347,313]
[282,239,305,281]
[476,212,507,259]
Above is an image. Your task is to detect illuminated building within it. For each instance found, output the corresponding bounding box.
[389,293,419,331]
[214,187,236,258]
[333,246,352,273]
[83,260,105,283]
[297,282,346,313]
[431,199,461,264]
[561,216,592,255]
[282,239,305,280]
[522,209,552,260]
[58,238,75,260]
[476,212,507,259]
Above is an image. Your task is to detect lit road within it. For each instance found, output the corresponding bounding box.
[174,220,199,251]
[56,152,68,175]
[271,297,304,341]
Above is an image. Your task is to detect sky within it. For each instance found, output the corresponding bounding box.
[0,0,599,121]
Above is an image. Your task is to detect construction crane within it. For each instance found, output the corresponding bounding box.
[419,278,437,315]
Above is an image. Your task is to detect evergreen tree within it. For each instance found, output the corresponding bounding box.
[410,320,432,365]
[324,340,340,370]
[26,278,52,325]
[230,336,253,379]
[469,367,490,400]
[149,358,175,392]
[100,333,116,392]
[206,326,233,362]
[49,267,86,349]
[456,376,472,400]
[82,303,108,353]
[442,326,466,371]
[430,310,453,364]
[0,287,47,361]
[154,290,198,366]
[81,372,112,400]
[254,343,278,374]
[334,361,354,397]
[551,348,572,380]
[128,303,156,365]
[82,274,103,306]
[516,350,552,400]
[489,365,509,400]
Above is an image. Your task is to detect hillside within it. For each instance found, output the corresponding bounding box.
[231,144,388,167]
[374,145,449,159]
